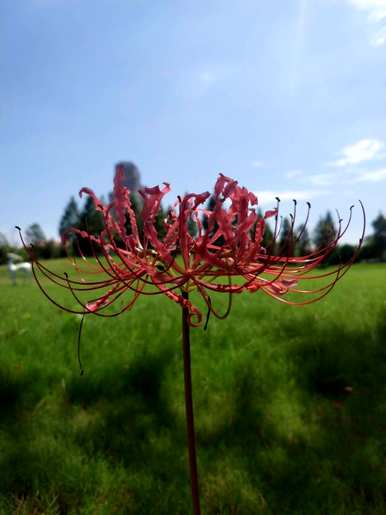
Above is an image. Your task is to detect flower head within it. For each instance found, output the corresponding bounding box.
[18,173,365,327]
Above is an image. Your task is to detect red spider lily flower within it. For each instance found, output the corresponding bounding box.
[17,171,365,515]
[18,171,365,328]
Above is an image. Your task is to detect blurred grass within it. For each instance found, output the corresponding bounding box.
[0,260,386,514]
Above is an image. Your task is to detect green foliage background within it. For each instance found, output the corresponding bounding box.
[0,261,386,514]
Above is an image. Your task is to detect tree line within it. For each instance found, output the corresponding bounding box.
[1,193,385,265]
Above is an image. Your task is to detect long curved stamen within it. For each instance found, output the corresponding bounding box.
[203,296,212,331]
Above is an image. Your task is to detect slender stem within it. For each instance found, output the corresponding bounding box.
[181,290,201,515]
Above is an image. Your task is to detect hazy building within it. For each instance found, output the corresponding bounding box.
[114,161,141,192]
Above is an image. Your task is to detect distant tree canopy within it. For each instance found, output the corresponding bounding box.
[59,197,80,240]
[56,190,169,256]
[26,223,46,245]
[313,211,337,251]
[278,217,294,256]
[23,224,64,260]
[261,222,274,253]
[78,197,104,236]
[337,243,356,263]
[0,232,10,265]
[370,213,386,261]
[295,224,312,256]
[53,193,382,267]
[75,196,105,256]
[21,182,384,265]
[0,232,8,247]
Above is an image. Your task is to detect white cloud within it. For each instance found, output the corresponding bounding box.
[286,169,303,179]
[308,173,335,186]
[348,0,386,18]
[255,190,325,205]
[354,168,386,182]
[329,138,384,167]
[346,0,386,46]
[371,24,386,45]
[251,160,264,168]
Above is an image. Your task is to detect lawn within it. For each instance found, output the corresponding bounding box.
[0,260,386,514]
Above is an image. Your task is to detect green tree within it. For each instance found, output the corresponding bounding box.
[313,211,337,251]
[79,197,104,235]
[59,197,80,239]
[26,223,46,245]
[371,213,386,261]
[0,232,10,265]
[0,232,7,247]
[278,217,294,256]
[262,221,274,250]
[358,236,377,262]
[337,243,355,263]
[295,224,312,256]
[39,240,62,260]
[77,197,104,256]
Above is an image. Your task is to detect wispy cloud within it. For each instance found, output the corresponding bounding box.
[371,25,386,45]
[347,0,386,21]
[329,138,384,167]
[354,168,386,182]
[285,170,337,187]
[308,173,335,186]
[255,189,325,205]
[251,160,264,168]
[286,169,303,179]
[346,0,386,46]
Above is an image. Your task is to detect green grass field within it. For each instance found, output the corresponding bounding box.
[1,260,386,514]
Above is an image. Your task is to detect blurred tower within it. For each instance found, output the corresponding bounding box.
[114,161,141,192]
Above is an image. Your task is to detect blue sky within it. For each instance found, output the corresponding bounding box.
[1,0,385,244]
